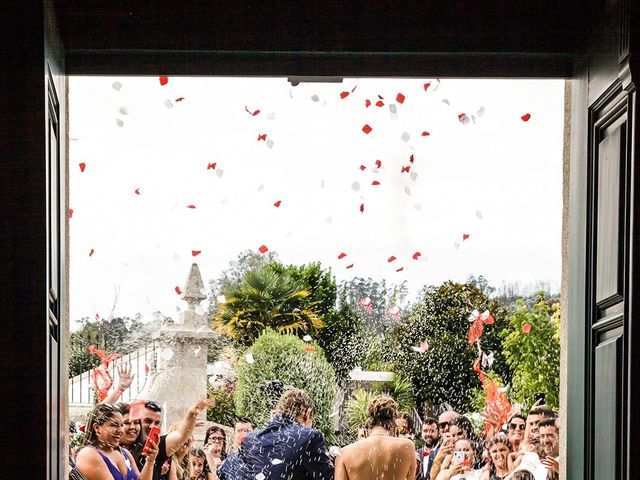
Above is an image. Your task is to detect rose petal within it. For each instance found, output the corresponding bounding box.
[375,160,382,169]
[257,134,267,141]
[338,252,347,259]
[346,263,354,269]
[192,250,201,257]
[175,286,182,295]
[79,162,86,172]
[388,255,397,262]
[274,200,282,208]
[476,210,483,219]
[258,245,269,254]
[396,93,405,104]
[412,251,421,260]
[340,91,350,99]
[207,162,217,170]
[401,166,411,173]
[463,233,470,241]
[396,267,404,272]
[359,165,366,171]
[442,99,450,106]
[89,248,94,257]
[266,140,274,149]
[186,204,196,209]
[421,131,430,136]
[159,76,168,86]
[371,180,380,186]
[375,100,384,107]
[359,203,364,213]
[134,188,140,195]
[365,99,371,108]
[175,97,185,102]
[521,113,531,122]
[362,124,373,134]
[423,82,431,91]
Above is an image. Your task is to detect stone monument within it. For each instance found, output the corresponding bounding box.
[139,263,217,434]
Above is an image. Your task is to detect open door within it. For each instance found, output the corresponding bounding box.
[568,1,638,478]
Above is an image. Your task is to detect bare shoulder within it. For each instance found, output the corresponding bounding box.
[76,446,101,463]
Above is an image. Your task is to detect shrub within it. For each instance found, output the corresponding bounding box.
[234,330,338,441]
[207,383,237,426]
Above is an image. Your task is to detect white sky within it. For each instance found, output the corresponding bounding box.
[69,77,565,326]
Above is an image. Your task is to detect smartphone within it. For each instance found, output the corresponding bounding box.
[143,426,161,453]
[534,392,546,405]
[453,451,466,465]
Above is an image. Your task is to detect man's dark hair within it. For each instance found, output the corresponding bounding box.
[528,406,556,418]
[451,415,475,439]
[422,416,438,426]
[234,416,253,427]
[144,400,162,412]
[508,413,526,423]
[538,418,558,430]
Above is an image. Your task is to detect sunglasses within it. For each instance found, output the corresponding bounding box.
[145,400,162,412]
[438,422,450,429]
[509,423,526,431]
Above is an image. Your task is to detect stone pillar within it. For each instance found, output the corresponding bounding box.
[139,263,217,436]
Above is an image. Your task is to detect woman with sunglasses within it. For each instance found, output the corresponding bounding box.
[75,403,159,480]
[506,415,526,453]
[203,426,227,479]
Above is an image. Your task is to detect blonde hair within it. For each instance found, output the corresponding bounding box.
[168,422,191,480]
[364,395,398,432]
[275,388,315,420]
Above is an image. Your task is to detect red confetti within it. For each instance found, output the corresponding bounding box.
[463,233,470,241]
[375,100,384,107]
[359,203,364,213]
[521,113,531,122]
[346,263,354,269]
[409,154,415,163]
[396,267,404,272]
[365,99,371,108]
[338,252,347,259]
[258,245,269,254]
[522,323,532,333]
[340,91,350,99]
[207,162,217,170]
[144,364,150,375]
[274,200,282,208]
[79,162,86,172]
[244,106,261,116]
[362,124,372,134]
[175,97,185,102]
[375,160,382,169]
[396,93,405,104]
[89,248,94,257]
[423,82,431,91]
[359,165,366,171]
[257,134,267,141]
[134,188,140,195]
[191,250,201,257]
[421,131,431,136]
[304,346,314,352]
[387,255,397,262]
[371,180,380,186]
[458,113,470,124]
[68,208,74,219]
[186,204,196,209]
[175,286,182,295]
[412,251,421,260]
[401,166,411,173]
[159,76,168,86]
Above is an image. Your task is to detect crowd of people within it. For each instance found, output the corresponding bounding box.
[69,369,560,480]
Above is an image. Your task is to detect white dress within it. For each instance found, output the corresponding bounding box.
[451,469,483,480]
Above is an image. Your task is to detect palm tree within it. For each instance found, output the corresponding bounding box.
[213,266,325,344]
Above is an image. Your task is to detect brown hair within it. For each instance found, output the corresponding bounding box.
[275,388,315,421]
[84,403,121,447]
[511,471,535,480]
[364,395,398,432]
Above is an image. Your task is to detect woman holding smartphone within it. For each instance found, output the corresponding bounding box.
[435,438,482,480]
[74,403,159,480]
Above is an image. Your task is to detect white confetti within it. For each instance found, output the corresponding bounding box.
[477,106,486,117]
[162,348,174,361]
[454,241,461,249]
[266,139,274,149]
[476,210,483,219]
[413,204,422,210]
[255,474,265,480]
[164,99,174,109]
[442,99,450,106]
[119,106,129,115]
[267,112,275,120]
[389,104,397,114]
[401,132,411,142]
[351,181,361,191]
[324,216,333,223]
[404,186,411,196]
[257,184,264,191]
[112,81,122,91]
[216,169,224,178]
[270,459,283,465]
[217,295,226,304]
[320,179,325,188]
[172,253,180,261]
[116,119,124,127]
[193,346,202,356]
[303,335,312,342]
[245,352,255,364]
[311,94,320,102]
[410,171,418,181]
[329,446,341,456]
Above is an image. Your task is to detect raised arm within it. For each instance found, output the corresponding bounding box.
[101,363,134,404]
[165,398,212,457]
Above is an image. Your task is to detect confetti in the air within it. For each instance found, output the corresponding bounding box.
[216,169,224,178]
[175,97,185,102]
[255,473,265,480]
[423,82,431,91]
[340,91,350,99]
[89,248,94,257]
[389,104,397,114]
[359,203,364,213]
[375,160,382,169]
[311,94,320,102]
[351,181,361,191]
[244,106,261,116]
[119,107,129,115]
[412,251,421,260]
[134,188,140,195]
[458,113,470,124]
[387,255,397,263]
[116,119,124,127]
[186,205,196,209]
[477,106,486,117]
[396,266,404,272]
[412,340,429,353]
[476,210,483,219]
[191,250,201,257]
[245,352,255,364]
[463,233,470,241]
[375,100,384,107]
[68,208,74,219]
[164,99,174,109]
[404,186,412,196]
[257,134,267,141]
[217,295,226,304]
[79,162,86,172]
[207,162,217,170]
[365,99,371,108]
[401,166,411,173]
[421,131,431,136]
[410,171,418,181]
[112,81,122,91]
[359,165,366,171]
[442,99,450,106]
[372,180,380,186]
[396,93,406,104]
[401,132,411,142]
[521,113,531,122]
[175,286,182,295]
[303,335,312,342]
[159,76,168,86]
[338,252,347,259]
[267,112,275,120]
[304,346,314,352]
[273,200,282,208]
[346,263,354,269]
[258,245,269,254]
[266,140,274,149]
[362,124,373,134]
[522,323,532,333]
[271,459,284,465]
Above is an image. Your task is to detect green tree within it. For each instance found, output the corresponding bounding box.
[213,266,325,345]
[393,281,510,414]
[234,330,337,441]
[501,296,560,410]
